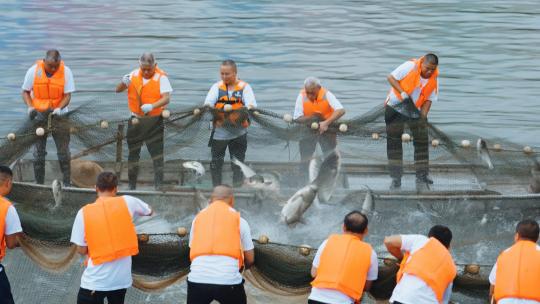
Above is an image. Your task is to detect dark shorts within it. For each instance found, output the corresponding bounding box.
[187,280,246,304]
[76,287,127,304]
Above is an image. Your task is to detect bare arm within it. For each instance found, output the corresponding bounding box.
[364,280,373,291]
[152,92,170,109]
[243,249,255,269]
[387,74,405,96]
[489,285,496,304]
[420,99,432,118]
[384,235,403,260]
[6,233,22,249]
[77,245,88,255]
[22,90,33,107]
[58,93,71,109]
[116,82,128,93]
[319,108,346,134]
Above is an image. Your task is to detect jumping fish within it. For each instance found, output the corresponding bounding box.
[232,157,279,192]
[312,150,342,203]
[51,179,62,209]
[182,161,205,177]
[476,138,494,170]
[361,188,375,214]
[280,151,339,225]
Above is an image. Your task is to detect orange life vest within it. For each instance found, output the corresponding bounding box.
[396,237,456,303]
[190,200,243,267]
[82,196,139,266]
[32,59,66,112]
[494,240,540,302]
[214,80,250,128]
[127,67,167,117]
[390,57,439,109]
[301,87,334,120]
[311,234,372,301]
[0,196,12,261]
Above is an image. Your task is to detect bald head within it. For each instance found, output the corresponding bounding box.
[211,185,234,205]
[343,210,368,234]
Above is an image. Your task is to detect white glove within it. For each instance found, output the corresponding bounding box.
[27,107,35,115]
[122,74,131,86]
[52,108,62,116]
[400,91,410,100]
[141,104,153,114]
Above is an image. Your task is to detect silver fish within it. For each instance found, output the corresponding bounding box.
[361,188,375,214]
[476,138,494,170]
[182,161,205,177]
[280,184,318,225]
[232,157,278,191]
[51,179,62,209]
[528,160,540,193]
[194,188,209,211]
[314,150,342,203]
[480,214,488,225]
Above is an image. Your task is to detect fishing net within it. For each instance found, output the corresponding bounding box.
[2,91,540,303]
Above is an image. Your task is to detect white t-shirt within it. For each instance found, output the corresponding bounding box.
[386,61,438,115]
[127,69,173,94]
[309,238,378,304]
[0,204,23,272]
[293,90,344,119]
[70,195,152,291]
[488,244,540,304]
[204,81,257,141]
[390,235,453,304]
[21,63,76,115]
[187,211,254,285]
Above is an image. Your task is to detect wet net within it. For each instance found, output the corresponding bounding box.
[2,91,539,303]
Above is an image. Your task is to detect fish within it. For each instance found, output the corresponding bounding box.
[182,161,205,177]
[476,138,494,170]
[280,151,339,225]
[361,188,375,214]
[51,179,62,209]
[194,188,208,211]
[314,150,342,203]
[280,184,318,225]
[528,160,540,193]
[480,214,488,225]
[231,157,279,192]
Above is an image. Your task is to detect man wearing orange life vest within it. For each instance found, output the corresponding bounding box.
[22,49,76,186]
[489,219,540,304]
[70,172,153,304]
[293,77,345,181]
[187,185,255,304]
[204,60,257,187]
[309,211,378,304]
[0,166,23,304]
[384,53,439,191]
[384,225,456,304]
[116,52,172,190]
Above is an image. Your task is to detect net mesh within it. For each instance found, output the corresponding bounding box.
[2,91,539,302]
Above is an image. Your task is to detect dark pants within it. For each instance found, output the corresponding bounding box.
[77,288,126,304]
[385,106,429,181]
[127,116,164,190]
[187,280,246,304]
[299,132,337,182]
[33,112,71,185]
[0,264,14,304]
[210,134,247,187]
[308,300,329,304]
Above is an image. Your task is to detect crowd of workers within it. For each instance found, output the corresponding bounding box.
[0,169,538,303]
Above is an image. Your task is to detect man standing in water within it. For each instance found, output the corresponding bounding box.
[70,172,153,304]
[384,53,439,191]
[489,219,540,303]
[204,60,257,187]
[116,53,172,190]
[293,77,345,182]
[22,49,75,186]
